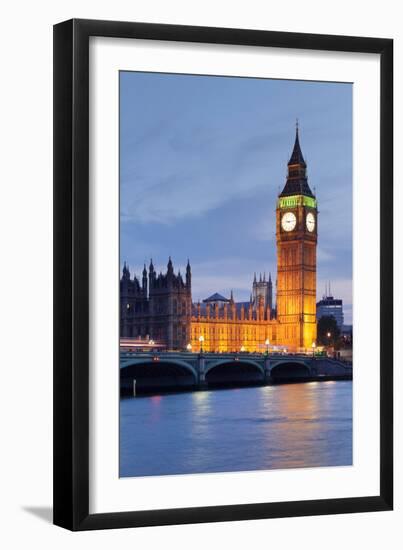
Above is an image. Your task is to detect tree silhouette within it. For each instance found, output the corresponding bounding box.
[317,315,340,348]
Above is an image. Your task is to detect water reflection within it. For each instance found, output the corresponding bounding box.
[120,381,352,478]
[259,382,338,469]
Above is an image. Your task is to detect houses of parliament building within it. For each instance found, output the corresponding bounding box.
[120,126,318,352]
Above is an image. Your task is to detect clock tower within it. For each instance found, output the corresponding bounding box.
[276,124,318,351]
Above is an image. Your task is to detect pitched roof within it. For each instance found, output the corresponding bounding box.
[279,177,314,198]
[202,292,230,303]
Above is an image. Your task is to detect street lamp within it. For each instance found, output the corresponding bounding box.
[312,341,316,357]
[240,345,246,353]
[149,339,155,346]
[186,343,192,352]
[265,338,270,355]
[199,335,204,353]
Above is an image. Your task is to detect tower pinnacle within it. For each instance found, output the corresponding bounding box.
[186,259,191,287]
[288,122,305,167]
[279,124,314,198]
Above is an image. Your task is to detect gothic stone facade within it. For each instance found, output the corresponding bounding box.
[120,258,192,351]
[120,127,318,352]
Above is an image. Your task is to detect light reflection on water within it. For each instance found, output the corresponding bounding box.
[120,381,352,478]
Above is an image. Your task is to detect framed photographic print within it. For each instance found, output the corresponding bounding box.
[53,19,393,530]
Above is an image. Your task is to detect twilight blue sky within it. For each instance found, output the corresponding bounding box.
[120,72,352,323]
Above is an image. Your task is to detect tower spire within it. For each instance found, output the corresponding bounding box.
[186,258,191,288]
[142,263,147,293]
[288,121,305,167]
[279,123,314,198]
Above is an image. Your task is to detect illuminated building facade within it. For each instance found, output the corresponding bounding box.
[275,124,318,349]
[120,126,318,352]
[189,290,276,353]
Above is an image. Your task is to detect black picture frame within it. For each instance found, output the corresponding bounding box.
[53,18,393,531]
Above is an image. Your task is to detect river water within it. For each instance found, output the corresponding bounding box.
[120,381,352,478]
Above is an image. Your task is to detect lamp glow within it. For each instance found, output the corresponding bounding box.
[199,335,204,353]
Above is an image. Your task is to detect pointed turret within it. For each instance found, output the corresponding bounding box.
[122,261,130,281]
[167,256,173,287]
[248,297,253,320]
[186,258,191,289]
[142,263,148,293]
[148,258,155,286]
[279,122,314,198]
[230,290,236,319]
[167,256,173,272]
[268,271,273,311]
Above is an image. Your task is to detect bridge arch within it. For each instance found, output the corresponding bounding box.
[205,358,265,376]
[120,358,198,395]
[121,357,198,378]
[204,359,265,387]
[270,361,312,381]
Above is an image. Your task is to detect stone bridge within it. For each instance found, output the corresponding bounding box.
[120,351,352,395]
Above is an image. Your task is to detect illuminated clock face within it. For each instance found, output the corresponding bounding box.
[281,212,297,232]
[306,212,315,232]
